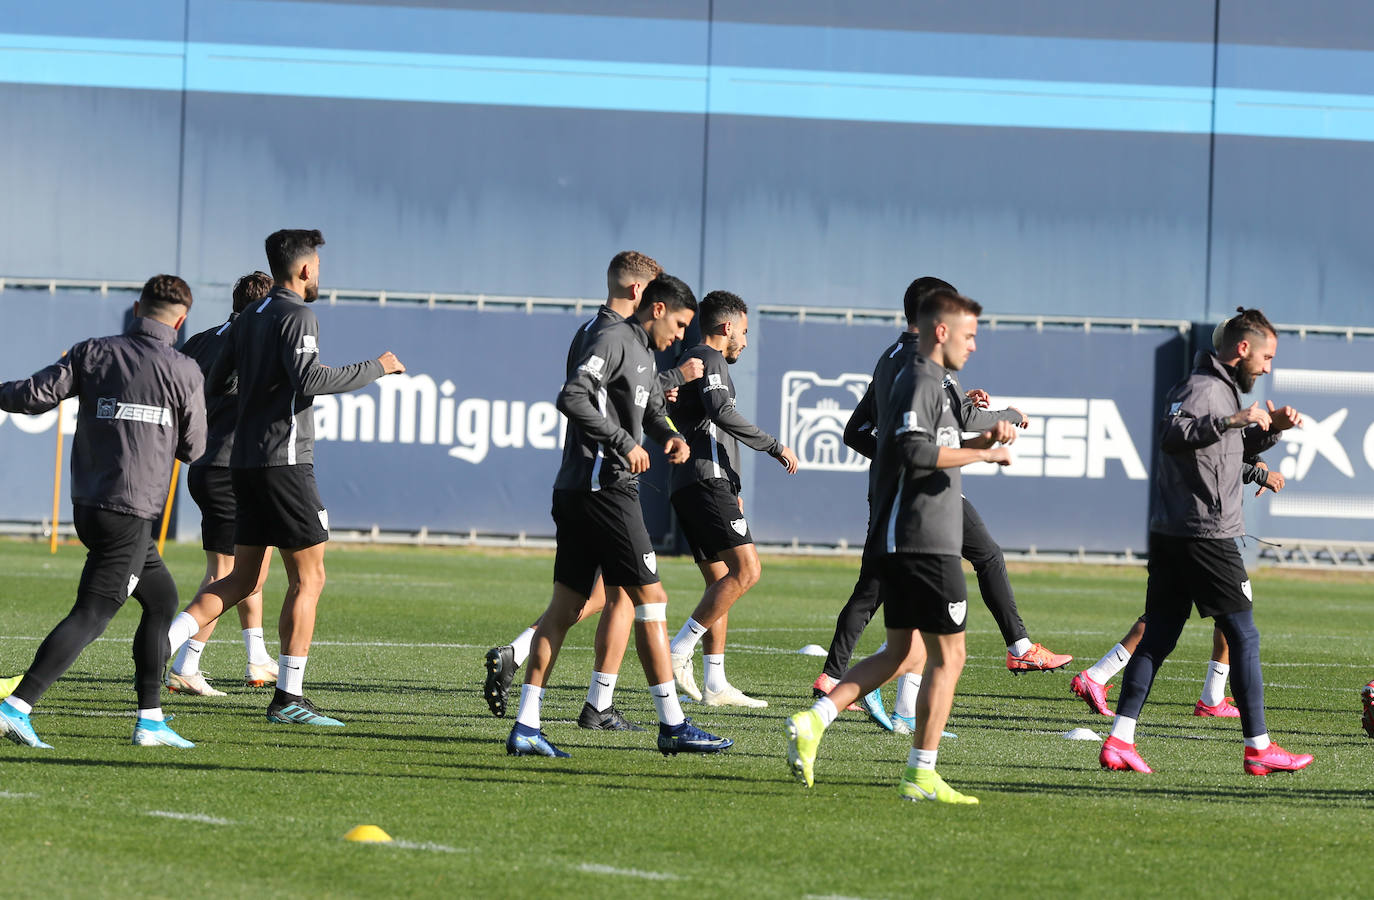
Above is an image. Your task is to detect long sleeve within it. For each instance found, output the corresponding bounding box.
[1160,382,1229,453]
[557,340,637,458]
[0,348,78,414]
[281,308,384,397]
[700,361,779,454]
[642,375,681,447]
[658,365,686,392]
[843,385,878,459]
[957,396,1022,433]
[1241,423,1279,457]
[176,371,208,464]
[205,325,237,397]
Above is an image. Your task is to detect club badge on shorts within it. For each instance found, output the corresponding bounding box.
[948,600,967,626]
[642,551,657,574]
[730,517,747,536]
[318,508,330,532]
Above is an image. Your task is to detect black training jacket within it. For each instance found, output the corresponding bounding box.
[0,317,206,520]
[208,286,384,468]
[181,315,237,468]
[669,343,781,494]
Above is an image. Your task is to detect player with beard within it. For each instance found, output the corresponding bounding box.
[1099,307,1312,776]
[165,229,405,727]
[667,291,799,708]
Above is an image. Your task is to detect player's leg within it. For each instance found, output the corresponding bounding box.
[239,549,278,686]
[579,584,641,730]
[899,629,977,804]
[264,540,343,726]
[1,507,147,748]
[128,539,194,747]
[1194,626,1237,716]
[687,546,767,708]
[815,559,887,720]
[167,549,232,696]
[961,499,1071,674]
[171,465,237,695]
[1072,617,1148,716]
[487,578,609,718]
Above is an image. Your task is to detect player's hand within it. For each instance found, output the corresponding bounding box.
[988,420,1018,446]
[966,388,991,409]
[664,436,690,464]
[664,387,680,403]
[1255,461,1285,495]
[1008,406,1028,427]
[982,446,1012,466]
[627,445,651,473]
[776,446,800,474]
[1229,401,1271,431]
[378,351,405,375]
[1266,400,1303,431]
[678,357,704,383]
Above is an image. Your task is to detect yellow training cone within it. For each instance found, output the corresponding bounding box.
[344,825,393,843]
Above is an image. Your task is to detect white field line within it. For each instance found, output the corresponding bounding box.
[390,840,464,853]
[0,791,38,799]
[146,810,234,825]
[576,863,680,881]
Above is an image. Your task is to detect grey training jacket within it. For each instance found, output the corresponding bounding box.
[0,317,206,520]
[554,317,680,492]
[208,286,384,468]
[669,343,781,494]
[1149,351,1279,539]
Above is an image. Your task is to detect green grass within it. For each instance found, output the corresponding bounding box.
[0,539,1371,898]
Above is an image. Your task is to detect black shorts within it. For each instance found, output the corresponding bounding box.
[551,483,659,596]
[671,478,753,563]
[231,464,330,550]
[1145,532,1252,619]
[877,553,968,634]
[187,465,236,556]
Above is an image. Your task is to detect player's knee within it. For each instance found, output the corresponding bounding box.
[734,558,761,590]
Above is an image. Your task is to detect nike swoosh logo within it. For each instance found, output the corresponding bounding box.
[910,783,937,800]
[637,365,648,373]
[596,679,612,687]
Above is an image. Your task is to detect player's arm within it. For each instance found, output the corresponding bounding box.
[176,366,208,464]
[1159,382,1252,453]
[556,340,638,459]
[282,310,392,396]
[185,331,238,396]
[642,374,690,464]
[0,346,78,414]
[894,374,1009,471]
[842,384,878,459]
[658,354,703,392]
[957,391,1025,433]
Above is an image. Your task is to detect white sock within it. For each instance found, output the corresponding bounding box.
[586,671,617,712]
[515,683,543,730]
[242,628,271,665]
[1244,733,1271,750]
[1199,661,1230,707]
[173,639,206,676]
[811,696,839,728]
[1008,638,1033,657]
[651,680,685,727]
[510,627,536,668]
[669,618,708,657]
[4,697,32,716]
[703,654,727,693]
[1109,715,1137,744]
[1086,643,1131,684]
[907,747,938,770]
[137,708,164,722]
[167,611,200,657]
[894,673,922,719]
[278,654,307,695]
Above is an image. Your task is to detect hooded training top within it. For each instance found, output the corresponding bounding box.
[555,317,681,492]
[864,352,965,558]
[1150,350,1279,539]
[207,286,384,468]
[845,331,1021,461]
[181,314,238,468]
[0,317,206,520]
[669,343,781,493]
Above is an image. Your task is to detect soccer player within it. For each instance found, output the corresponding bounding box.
[506,274,731,758]
[483,251,705,730]
[165,229,405,727]
[818,276,1070,733]
[666,291,799,708]
[0,275,206,748]
[167,270,280,697]
[786,290,1012,804]
[1099,307,1312,776]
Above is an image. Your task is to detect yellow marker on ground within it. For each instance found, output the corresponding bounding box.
[344,825,393,843]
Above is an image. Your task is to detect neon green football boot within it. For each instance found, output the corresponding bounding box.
[785,709,825,787]
[897,766,979,805]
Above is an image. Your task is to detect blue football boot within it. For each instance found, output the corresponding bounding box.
[506,723,570,757]
[657,719,733,756]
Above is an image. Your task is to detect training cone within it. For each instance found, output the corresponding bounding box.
[344,825,393,843]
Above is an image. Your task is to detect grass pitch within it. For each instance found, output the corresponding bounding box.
[0,539,1370,898]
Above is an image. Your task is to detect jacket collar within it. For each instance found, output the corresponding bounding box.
[269,285,305,307]
[626,316,652,350]
[1195,350,1241,401]
[127,316,179,345]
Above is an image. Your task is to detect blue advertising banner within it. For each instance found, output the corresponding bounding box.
[748,319,1188,554]
[0,291,134,522]
[1246,335,1374,542]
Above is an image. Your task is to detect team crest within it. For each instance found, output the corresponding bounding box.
[642,551,657,574]
[296,334,319,355]
[948,600,967,626]
[127,574,140,597]
[580,355,606,378]
[318,508,330,531]
[634,385,650,408]
[730,517,747,535]
[1240,579,1252,601]
[778,371,871,471]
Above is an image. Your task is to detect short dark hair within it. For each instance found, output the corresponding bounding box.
[231,271,273,314]
[642,273,697,313]
[264,229,325,281]
[139,274,192,316]
[699,290,747,332]
[916,289,982,330]
[1219,306,1276,352]
[903,276,956,324]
